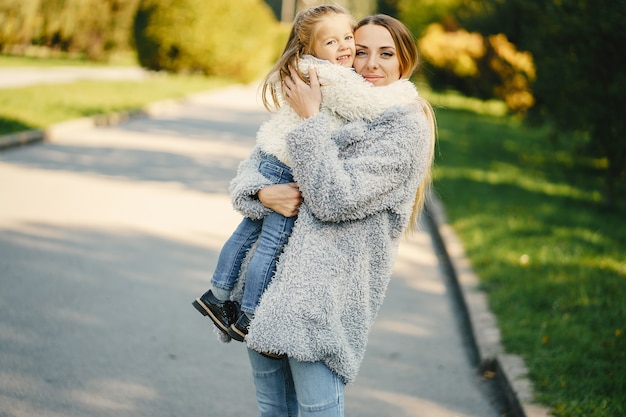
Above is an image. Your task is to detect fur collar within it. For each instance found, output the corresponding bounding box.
[257,55,419,166]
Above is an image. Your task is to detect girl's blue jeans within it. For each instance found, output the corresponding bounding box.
[247,348,345,417]
[211,153,296,314]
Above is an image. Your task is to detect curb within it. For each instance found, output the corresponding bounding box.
[425,193,552,417]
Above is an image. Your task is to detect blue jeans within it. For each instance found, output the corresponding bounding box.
[211,154,296,314]
[247,349,345,417]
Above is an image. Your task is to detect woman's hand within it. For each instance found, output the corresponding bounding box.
[283,65,321,119]
[257,183,303,217]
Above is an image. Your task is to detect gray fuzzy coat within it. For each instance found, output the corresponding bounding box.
[228,84,432,384]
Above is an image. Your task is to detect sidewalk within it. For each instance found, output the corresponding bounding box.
[0,82,549,417]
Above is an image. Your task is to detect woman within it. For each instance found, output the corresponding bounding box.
[228,14,436,417]
[193,5,420,346]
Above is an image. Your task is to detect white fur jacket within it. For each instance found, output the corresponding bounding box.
[257,55,418,166]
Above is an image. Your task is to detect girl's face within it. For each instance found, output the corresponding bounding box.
[353,24,401,86]
[311,14,355,68]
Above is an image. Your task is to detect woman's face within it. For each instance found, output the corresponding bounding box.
[353,24,401,86]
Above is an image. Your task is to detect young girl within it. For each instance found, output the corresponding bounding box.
[192,5,420,348]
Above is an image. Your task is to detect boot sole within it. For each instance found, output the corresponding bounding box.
[227,324,247,342]
[192,299,230,336]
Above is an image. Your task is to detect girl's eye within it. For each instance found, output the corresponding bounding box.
[345,35,354,41]
[326,40,336,46]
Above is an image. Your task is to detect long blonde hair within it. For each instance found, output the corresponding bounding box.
[355,15,437,233]
[261,4,353,111]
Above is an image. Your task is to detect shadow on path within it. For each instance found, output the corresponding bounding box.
[0,223,257,417]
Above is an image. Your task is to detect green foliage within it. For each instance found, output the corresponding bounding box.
[433,105,626,417]
[338,0,376,19]
[397,0,462,36]
[376,0,399,17]
[133,0,279,82]
[421,0,626,206]
[418,24,535,114]
[0,0,140,60]
[459,0,626,207]
[397,0,535,114]
[518,0,626,207]
[0,0,39,48]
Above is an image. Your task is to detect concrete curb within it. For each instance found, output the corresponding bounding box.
[425,193,552,417]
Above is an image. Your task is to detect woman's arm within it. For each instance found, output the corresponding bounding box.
[258,183,302,217]
[229,145,303,219]
[287,106,431,223]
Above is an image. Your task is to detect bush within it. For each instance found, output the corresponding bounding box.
[418,23,535,114]
[133,0,279,82]
[397,0,466,36]
[0,0,140,61]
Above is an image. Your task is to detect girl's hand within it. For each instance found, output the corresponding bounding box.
[283,65,321,119]
[257,183,303,217]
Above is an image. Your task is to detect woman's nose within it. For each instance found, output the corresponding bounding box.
[367,56,379,69]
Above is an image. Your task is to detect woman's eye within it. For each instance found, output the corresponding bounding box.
[355,50,366,57]
[381,52,394,58]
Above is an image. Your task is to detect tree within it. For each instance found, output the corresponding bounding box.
[376,0,399,16]
[460,0,626,207]
[0,0,140,60]
[133,0,279,82]
[518,0,625,207]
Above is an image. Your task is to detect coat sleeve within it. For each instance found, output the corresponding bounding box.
[228,146,275,220]
[286,104,432,223]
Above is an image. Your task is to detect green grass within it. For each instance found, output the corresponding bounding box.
[430,102,625,416]
[0,51,138,67]
[0,75,233,135]
[0,53,233,135]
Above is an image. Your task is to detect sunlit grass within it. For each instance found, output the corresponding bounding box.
[419,83,508,117]
[433,108,625,416]
[0,51,138,67]
[0,75,233,135]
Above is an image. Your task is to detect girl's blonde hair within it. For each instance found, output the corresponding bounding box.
[355,15,437,233]
[261,4,353,111]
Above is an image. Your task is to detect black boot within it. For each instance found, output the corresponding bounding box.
[192,289,238,336]
[227,313,251,342]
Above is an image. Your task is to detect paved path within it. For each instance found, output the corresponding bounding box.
[0,84,506,416]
